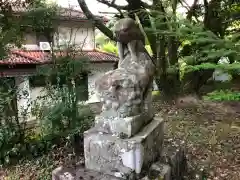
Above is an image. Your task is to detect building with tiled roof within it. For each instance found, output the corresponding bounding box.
[0,6,117,120]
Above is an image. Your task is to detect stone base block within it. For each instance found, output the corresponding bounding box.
[84,117,164,179]
[95,111,153,138]
[52,166,124,180]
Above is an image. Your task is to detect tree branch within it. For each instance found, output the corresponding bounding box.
[96,0,128,10]
[185,0,199,21]
[96,0,124,17]
[179,0,191,11]
[77,0,115,41]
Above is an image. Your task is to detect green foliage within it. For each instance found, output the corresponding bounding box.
[178,21,240,66]
[23,2,58,33]
[96,33,111,46]
[33,52,93,137]
[148,16,240,73]
[97,37,153,56]
[0,0,58,58]
[152,91,161,101]
[144,8,240,96]
[0,3,23,57]
[99,41,118,55]
[0,5,93,164]
[38,102,94,136]
[0,52,94,165]
[203,90,240,101]
[152,90,160,96]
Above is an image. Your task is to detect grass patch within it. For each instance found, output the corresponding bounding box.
[203,90,240,101]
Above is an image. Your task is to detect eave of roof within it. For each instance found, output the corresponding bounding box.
[0,49,118,66]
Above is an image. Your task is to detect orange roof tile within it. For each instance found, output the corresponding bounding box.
[0,49,118,65]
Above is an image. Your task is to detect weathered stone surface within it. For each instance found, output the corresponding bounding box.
[88,102,102,114]
[148,162,171,180]
[95,18,155,123]
[84,117,164,179]
[140,162,171,180]
[93,89,154,138]
[94,111,153,138]
[95,66,154,118]
[52,166,124,180]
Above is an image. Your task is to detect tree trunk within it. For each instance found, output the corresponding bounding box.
[152,1,180,99]
[77,0,115,41]
[181,69,214,95]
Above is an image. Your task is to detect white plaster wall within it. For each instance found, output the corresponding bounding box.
[54,24,95,49]
[30,87,46,103]
[22,22,95,50]
[23,32,37,44]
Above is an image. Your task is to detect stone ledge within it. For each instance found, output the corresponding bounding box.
[95,110,153,138]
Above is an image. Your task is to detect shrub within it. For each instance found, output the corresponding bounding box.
[0,103,94,165]
[0,49,93,165]
[38,102,94,136]
[152,90,161,96]
[203,90,240,101]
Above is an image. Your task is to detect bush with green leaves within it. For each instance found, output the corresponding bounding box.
[203,90,240,101]
[33,52,93,135]
[0,0,95,166]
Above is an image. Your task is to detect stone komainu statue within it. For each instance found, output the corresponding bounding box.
[95,18,155,118]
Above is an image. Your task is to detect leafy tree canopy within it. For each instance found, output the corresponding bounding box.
[78,0,240,96]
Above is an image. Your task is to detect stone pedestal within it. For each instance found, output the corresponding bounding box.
[84,117,164,179]
[94,89,154,139]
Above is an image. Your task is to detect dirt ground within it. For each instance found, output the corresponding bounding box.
[153,97,240,180]
[1,98,240,180]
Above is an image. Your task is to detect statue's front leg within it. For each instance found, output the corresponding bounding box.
[101,85,121,112]
[127,40,138,62]
[117,42,124,67]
